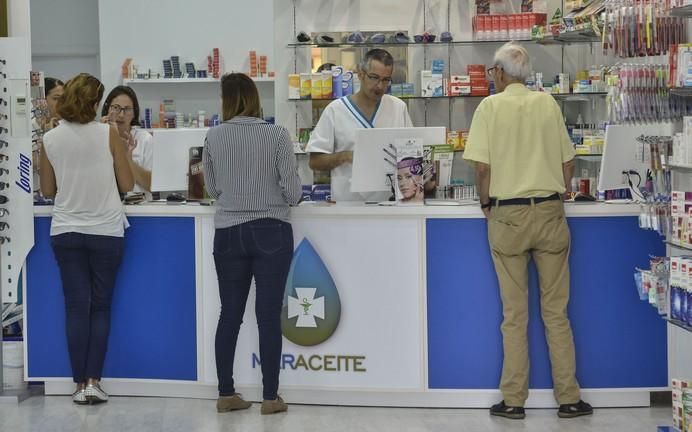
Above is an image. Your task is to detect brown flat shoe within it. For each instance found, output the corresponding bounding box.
[216,393,252,413]
[261,396,288,415]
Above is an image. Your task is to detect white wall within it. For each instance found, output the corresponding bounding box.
[29,0,100,80]
[98,0,276,120]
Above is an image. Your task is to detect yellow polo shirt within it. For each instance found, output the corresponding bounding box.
[463,83,576,199]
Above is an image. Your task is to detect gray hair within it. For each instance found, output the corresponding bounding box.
[359,49,394,72]
[493,43,531,81]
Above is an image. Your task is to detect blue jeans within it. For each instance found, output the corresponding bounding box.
[213,218,293,400]
[51,232,124,383]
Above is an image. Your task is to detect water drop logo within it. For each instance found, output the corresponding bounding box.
[282,239,341,346]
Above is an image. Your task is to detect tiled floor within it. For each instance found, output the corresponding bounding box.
[0,395,673,432]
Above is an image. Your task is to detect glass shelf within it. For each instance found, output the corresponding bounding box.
[670,87,692,98]
[665,318,692,333]
[668,5,692,17]
[666,240,692,252]
[665,162,692,170]
[123,77,274,84]
[287,35,599,49]
[288,92,607,103]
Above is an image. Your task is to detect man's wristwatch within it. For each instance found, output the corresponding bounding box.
[480,201,492,209]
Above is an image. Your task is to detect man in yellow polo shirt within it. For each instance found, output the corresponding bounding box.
[464,43,592,420]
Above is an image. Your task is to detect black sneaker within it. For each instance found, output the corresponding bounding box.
[490,401,526,419]
[558,400,593,418]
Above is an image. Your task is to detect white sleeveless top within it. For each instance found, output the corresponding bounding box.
[43,121,127,237]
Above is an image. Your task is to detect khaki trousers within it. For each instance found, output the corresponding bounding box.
[487,199,581,407]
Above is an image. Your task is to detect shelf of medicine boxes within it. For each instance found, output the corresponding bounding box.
[670,87,692,98]
[668,4,692,17]
[665,162,692,170]
[665,318,692,333]
[666,240,692,253]
[286,34,601,49]
[288,92,608,103]
[123,77,275,84]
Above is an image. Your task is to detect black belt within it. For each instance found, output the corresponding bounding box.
[490,193,561,207]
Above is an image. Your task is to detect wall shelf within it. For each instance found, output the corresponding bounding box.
[288,92,607,103]
[286,35,600,49]
[670,87,692,98]
[668,5,692,17]
[665,318,692,334]
[666,240,692,252]
[665,162,692,170]
[124,77,274,84]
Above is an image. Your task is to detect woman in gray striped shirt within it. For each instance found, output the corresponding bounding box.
[203,73,301,415]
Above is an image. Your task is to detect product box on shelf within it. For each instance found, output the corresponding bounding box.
[446,130,468,151]
[249,51,258,78]
[421,70,444,97]
[332,67,344,99]
[686,261,692,326]
[342,70,354,96]
[311,73,322,100]
[299,73,311,99]
[450,75,471,96]
[674,379,692,431]
[671,257,683,321]
[322,71,333,99]
[470,80,490,96]
[288,74,300,99]
[446,130,460,149]
[390,84,403,97]
[684,388,692,432]
[401,83,415,98]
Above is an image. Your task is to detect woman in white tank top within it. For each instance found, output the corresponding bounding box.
[40,73,134,405]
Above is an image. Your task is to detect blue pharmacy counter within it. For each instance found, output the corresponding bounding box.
[25,202,667,407]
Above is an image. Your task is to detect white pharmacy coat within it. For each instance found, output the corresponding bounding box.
[306,94,413,202]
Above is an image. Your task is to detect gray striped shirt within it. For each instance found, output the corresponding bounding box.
[203,116,302,229]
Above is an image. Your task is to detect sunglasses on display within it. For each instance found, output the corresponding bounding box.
[0,181,9,189]
[0,154,8,162]
[0,168,9,175]
[0,140,8,148]
[0,195,7,204]
[0,208,9,217]
[0,221,8,231]
[0,236,9,245]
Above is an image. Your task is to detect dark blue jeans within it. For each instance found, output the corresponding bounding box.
[213,218,294,400]
[51,232,124,384]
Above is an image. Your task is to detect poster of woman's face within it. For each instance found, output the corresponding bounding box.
[396,157,424,203]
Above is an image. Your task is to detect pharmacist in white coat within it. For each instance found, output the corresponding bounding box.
[306,49,413,201]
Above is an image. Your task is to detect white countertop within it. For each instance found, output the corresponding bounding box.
[33,202,641,218]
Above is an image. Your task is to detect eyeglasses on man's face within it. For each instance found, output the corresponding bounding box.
[487,66,502,78]
[108,104,134,115]
[365,73,393,86]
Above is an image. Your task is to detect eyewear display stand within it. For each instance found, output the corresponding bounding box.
[0,37,36,404]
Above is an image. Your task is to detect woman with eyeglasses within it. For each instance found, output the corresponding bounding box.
[40,73,134,405]
[101,86,153,196]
